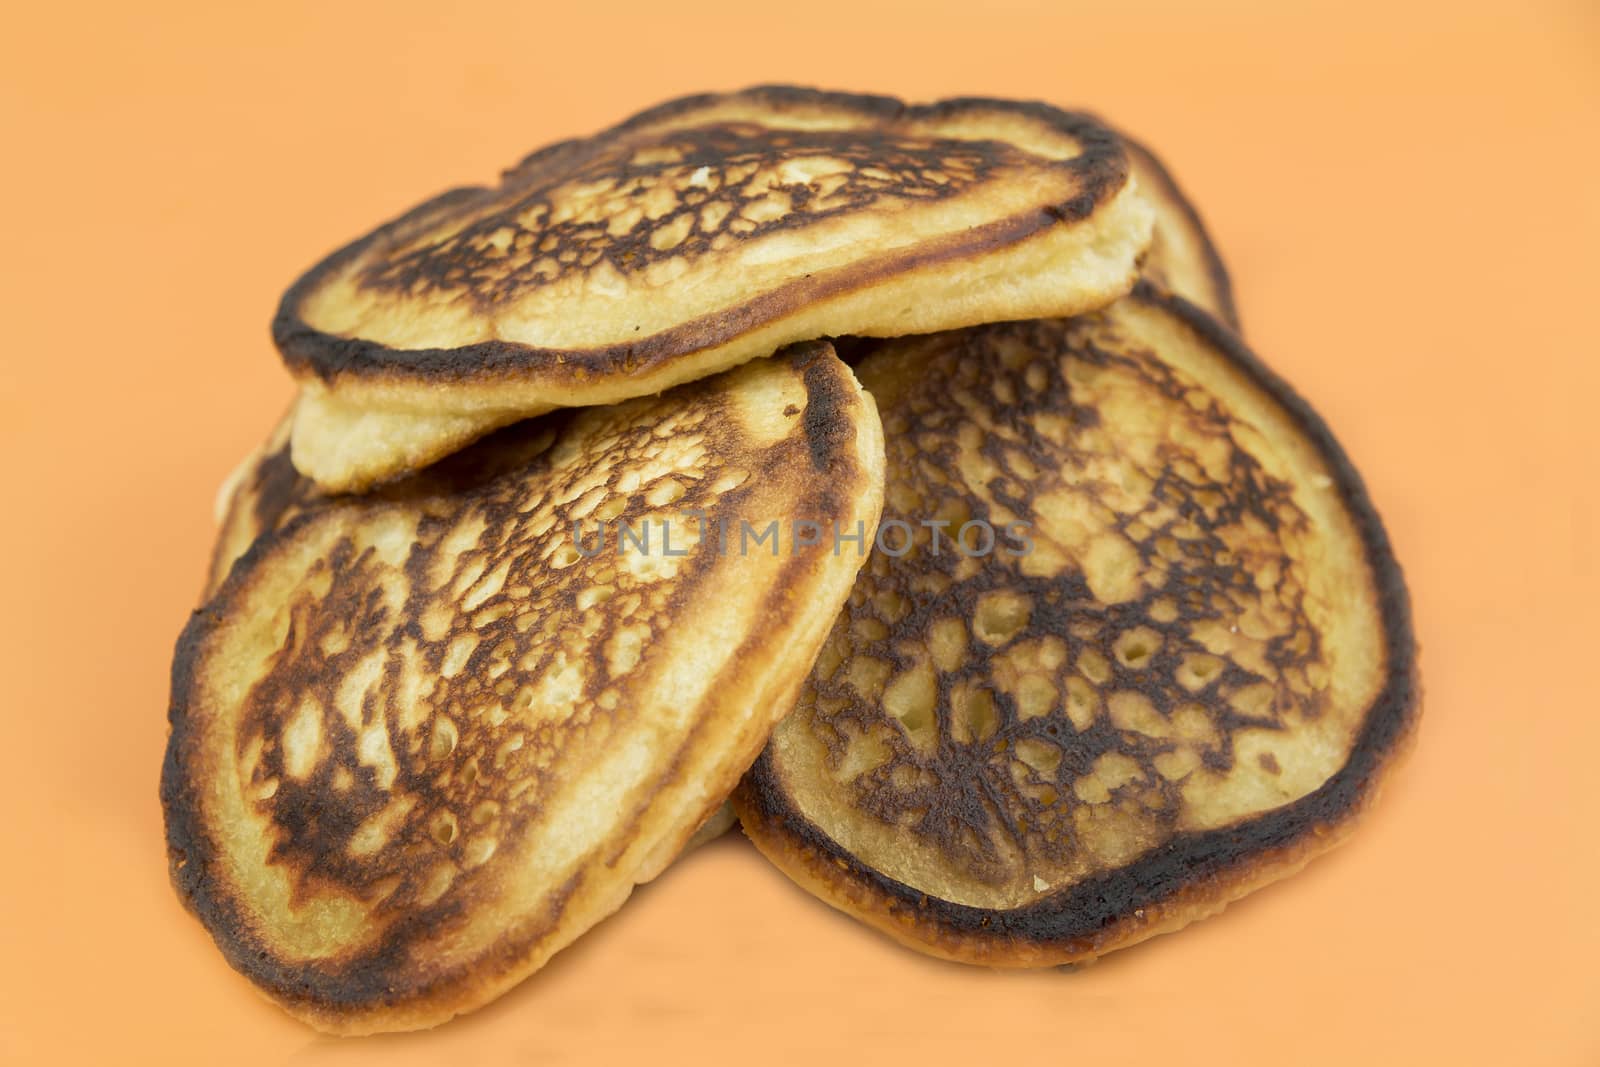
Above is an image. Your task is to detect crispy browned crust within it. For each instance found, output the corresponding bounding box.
[272,86,1131,389]
[1119,132,1241,332]
[733,285,1418,965]
[202,410,315,600]
[162,343,886,1031]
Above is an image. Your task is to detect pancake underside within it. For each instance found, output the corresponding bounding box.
[276,88,1154,490]
[734,288,1415,965]
[163,343,885,1032]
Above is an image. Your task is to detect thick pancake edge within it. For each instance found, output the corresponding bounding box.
[733,285,1418,965]
[1119,131,1241,331]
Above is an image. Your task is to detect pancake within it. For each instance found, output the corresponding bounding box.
[1122,132,1240,329]
[733,286,1417,966]
[684,803,738,850]
[203,410,309,599]
[277,86,1154,491]
[162,342,885,1032]
[204,415,746,858]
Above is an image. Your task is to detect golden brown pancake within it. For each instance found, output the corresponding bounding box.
[204,415,743,862]
[163,342,885,1033]
[1122,132,1240,329]
[277,86,1154,491]
[734,287,1417,966]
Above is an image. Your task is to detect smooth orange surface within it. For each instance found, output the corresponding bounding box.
[3,2,1596,1063]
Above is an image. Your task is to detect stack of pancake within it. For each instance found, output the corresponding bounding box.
[162,87,1419,1033]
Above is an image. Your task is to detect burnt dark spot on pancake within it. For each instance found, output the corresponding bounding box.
[796,340,857,472]
[250,446,308,532]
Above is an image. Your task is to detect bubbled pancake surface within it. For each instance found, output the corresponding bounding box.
[279,86,1153,491]
[734,287,1416,965]
[163,342,885,1033]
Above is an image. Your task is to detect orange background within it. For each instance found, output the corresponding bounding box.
[3,2,1596,1063]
